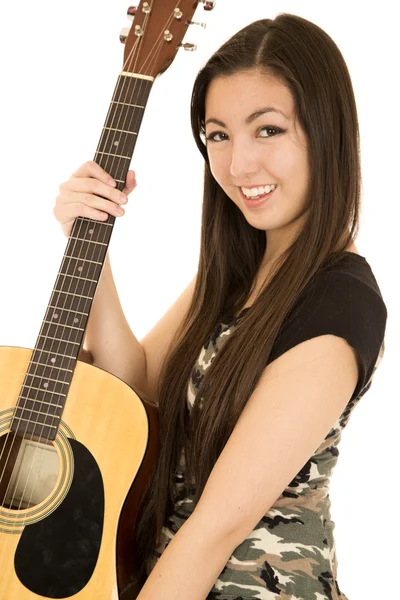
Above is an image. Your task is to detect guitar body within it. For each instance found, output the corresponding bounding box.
[0,2,213,598]
[0,346,158,600]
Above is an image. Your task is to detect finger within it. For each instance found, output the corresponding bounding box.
[71,160,117,187]
[68,191,126,217]
[62,176,127,206]
[54,201,111,227]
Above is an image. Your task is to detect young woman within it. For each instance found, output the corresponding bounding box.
[53,13,387,600]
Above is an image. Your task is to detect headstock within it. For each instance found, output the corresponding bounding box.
[119,1,216,79]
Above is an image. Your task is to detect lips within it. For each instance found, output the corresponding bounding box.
[239,185,277,199]
[239,186,276,207]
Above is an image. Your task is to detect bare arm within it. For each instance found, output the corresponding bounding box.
[54,161,196,405]
[82,251,196,405]
[82,251,149,399]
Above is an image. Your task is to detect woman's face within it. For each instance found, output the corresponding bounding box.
[204,69,310,261]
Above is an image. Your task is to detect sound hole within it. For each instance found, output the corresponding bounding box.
[0,432,59,509]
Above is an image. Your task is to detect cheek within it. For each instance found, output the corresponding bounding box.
[208,152,229,185]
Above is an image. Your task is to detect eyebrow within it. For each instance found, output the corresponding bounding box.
[205,106,288,128]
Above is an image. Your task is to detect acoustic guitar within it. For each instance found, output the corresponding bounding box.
[0,1,214,598]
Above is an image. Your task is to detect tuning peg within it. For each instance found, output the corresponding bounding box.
[200,0,216,10]
[127,6,137,21]
[187,20,207,29]
[120,27,130,44]
[127,2,150,17]
[179,42,197,52]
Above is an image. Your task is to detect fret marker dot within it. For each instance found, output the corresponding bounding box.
[89,229,94,235]
[114,140,120,146]
[51,357,56,363]
[78,266,83,272]
[74,318,79,324]
[43,382,49,388]
[53,313,59,319]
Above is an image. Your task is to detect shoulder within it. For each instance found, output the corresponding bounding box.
[268,255,387,401]
[290,255,387,324]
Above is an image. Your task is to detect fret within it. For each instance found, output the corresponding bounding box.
[41,321,82,342]
[102,109,141,128]
[58,272,98,284]
[15,407,61,420]
[94,160,128,187]
[111,101,145,108]
[15,399,63,424]
[29,356,77,377]
[29,361,73,373]
[38,334,81,345]
[11,419,58,441]
[22,384,66,397]
[32,348,76,360]
[79,217,113,227]
[48,305,88,317]
[97,130,138,160]
[66,219,111,238]
[68,236,108,247]
[19,386,67,405]
[25,373,70,385]
[57,257,103,283]
[63,255,103,265]
[52,276,97,301]
[22,385,70,401]
[43,320,85,332]
[22,383,70,400]
[103,105,143,129]
[52,290,93,300]
[95,151,131,160]
[40,312,86,335]
[18,395,64,408]
[104,127,138,135]
[13,415,57,430]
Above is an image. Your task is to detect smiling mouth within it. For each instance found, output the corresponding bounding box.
[237,187,277,208]
[238,185,277,199]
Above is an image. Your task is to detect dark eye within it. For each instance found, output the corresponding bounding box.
[259,126,281,137]
[206,131,228,142]
[206,126,282,143]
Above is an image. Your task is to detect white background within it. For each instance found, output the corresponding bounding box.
[0,1,398,597]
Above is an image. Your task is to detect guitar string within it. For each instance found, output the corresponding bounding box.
[0,4,183,524]
[0,4,184,587]
[2,5,180,516]
[0,26,150,533]
[0,2,176,497]
[0,29,149,590]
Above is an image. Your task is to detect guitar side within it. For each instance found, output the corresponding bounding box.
[0,345,152,600]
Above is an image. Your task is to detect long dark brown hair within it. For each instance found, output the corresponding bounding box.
[134,12,360,578]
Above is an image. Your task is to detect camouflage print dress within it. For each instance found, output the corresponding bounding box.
[146,254,387,600]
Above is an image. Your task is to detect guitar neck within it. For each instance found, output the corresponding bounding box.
[94,72,153,192]
[12,73,154,441]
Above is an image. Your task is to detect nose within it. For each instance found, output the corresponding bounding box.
[229,139,262,181]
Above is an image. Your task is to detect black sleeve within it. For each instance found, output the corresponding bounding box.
[268,269,388,402]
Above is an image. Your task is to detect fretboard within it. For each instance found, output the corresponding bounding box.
[11,73,154,441]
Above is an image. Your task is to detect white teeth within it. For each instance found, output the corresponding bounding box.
[241,184,277,198]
